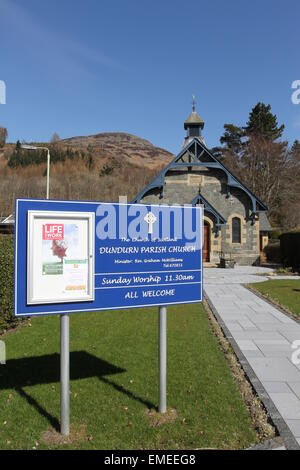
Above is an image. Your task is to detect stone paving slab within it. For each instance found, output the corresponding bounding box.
[224,321,243,331]
[236,339,260,351]
[204,266,300,449]
[263,382,292,393]
[243,350,265,358]
[246,357,300,382]
[268,393,300,420]
[286,420,300,437]
[224,331,290,341]
[288,382,300,399]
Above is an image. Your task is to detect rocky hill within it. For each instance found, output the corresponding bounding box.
[61,132,173,170]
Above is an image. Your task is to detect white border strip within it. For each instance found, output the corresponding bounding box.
[15,199,199,210]
[95,269,202,275]
[95,281,201,290]
[15,297,203,317]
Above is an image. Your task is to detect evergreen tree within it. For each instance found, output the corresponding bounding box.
[291,139,300,155]
[290,140,300,165]
[245,102,284,141]
[219,124,244,153]
[51,132,60,143]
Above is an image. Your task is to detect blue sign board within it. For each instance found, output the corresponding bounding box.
[14,199,203,316]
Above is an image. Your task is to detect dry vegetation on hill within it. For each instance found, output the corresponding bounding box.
[62,132,172,170]
[0,132,173,216]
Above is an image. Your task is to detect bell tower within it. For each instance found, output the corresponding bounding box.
[183,96,205,146]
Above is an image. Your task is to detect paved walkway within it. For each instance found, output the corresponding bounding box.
[204,266,300,449]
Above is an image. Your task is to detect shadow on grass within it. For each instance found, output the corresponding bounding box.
[0,351,156,430]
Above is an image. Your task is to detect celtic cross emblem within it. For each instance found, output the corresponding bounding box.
[144,211,157,234]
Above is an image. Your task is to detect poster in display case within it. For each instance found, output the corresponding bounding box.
[27,211,94,304]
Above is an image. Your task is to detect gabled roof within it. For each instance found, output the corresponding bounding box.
[191,192,226,227]
[259,212,272,231]
[133,137,268,215]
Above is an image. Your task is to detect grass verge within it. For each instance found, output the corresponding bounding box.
[248,280,300,318]
[0,304,260,449]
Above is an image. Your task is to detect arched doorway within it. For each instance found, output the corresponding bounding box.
[203,221,210,262]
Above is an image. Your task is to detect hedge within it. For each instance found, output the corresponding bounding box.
[264,240,281,263]
[0,235,23,333]
[280,230,300,271]
[270,230,281,240]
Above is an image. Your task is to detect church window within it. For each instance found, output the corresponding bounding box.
[232,217,241,243]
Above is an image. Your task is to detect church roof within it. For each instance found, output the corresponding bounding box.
[133,136,268,215]
[184,111,204,129]
[191,192,226,227]
[184,96,205,129]
[259,212,272,231]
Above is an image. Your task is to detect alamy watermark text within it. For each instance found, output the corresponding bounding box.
[291,80,300,105]
[0,340,6,364]
[0,80,6,105]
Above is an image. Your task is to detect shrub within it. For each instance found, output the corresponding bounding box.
[0,235,23,333]
[270,230,281,240]
[264,240,281,263]
[280,230,300,271]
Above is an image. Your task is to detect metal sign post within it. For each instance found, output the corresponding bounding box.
[159,306,167,414]
[60,314,70,435]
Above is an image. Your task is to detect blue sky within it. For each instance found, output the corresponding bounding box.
[0,0,299,153]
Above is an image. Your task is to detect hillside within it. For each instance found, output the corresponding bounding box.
[0,132,173,215]
[61,132,173,170]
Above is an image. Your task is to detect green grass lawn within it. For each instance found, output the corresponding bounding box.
[249,280,300,317]
[0,304,258,450]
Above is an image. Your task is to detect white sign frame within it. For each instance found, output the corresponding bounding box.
[27,210,95,305]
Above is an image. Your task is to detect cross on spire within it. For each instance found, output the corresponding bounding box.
[183,96,205,146]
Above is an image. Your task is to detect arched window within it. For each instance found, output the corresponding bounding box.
[232,217,241,244]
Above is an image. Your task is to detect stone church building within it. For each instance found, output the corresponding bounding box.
[134,102,271,266]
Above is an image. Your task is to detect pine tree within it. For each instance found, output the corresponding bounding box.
[290,140,300,165]
[291,139,300,154]
[51,132,60,143]
[220,124,244,153]
[245,102,284,141]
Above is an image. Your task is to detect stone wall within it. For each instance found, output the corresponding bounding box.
[140,167,260,266]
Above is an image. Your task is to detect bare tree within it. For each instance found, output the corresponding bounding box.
[222,135,300,228]
[241,137,288,209]
[0,127,8,148]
